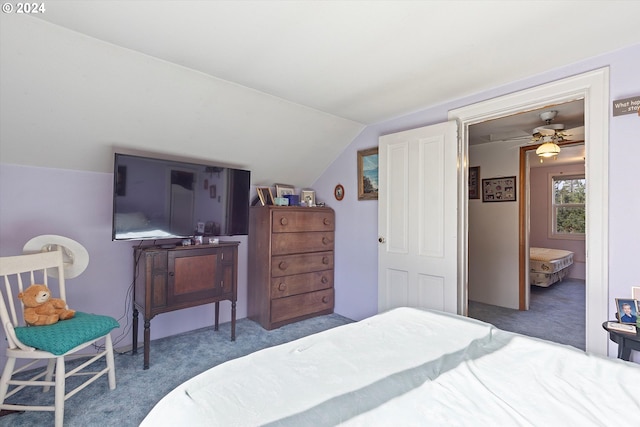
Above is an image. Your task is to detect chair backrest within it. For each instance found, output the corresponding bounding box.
[0,250,67,350]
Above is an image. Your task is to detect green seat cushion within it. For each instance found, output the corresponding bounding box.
[14,312,119,355]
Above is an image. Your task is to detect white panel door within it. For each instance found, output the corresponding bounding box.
[378,121,458,313]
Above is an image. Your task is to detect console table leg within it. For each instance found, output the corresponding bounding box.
[231,300,236,341]
[143,318,151,370]
[620,340,632,361]
[132,308,139,355]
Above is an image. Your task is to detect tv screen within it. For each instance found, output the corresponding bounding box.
[112,153,251,241]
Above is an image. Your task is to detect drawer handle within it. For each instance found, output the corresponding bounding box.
[322,296,329,304]
[279,261,288,270]
[280,217,289,226]
[321,276,328,284]
[322,257,329,265]
[278,283,287,291]
[323,217,331,225]
[322,237,329,245]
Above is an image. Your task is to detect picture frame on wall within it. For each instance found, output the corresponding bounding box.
[257,187,274,206]
[469,166,480,199]
[482,176,516,202]
[357,147,378,200]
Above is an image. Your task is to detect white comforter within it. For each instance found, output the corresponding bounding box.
[141,308,640,426]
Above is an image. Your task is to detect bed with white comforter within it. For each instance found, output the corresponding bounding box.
[141,307,639,426]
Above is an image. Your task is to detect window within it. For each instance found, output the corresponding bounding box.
[551,174,585,238]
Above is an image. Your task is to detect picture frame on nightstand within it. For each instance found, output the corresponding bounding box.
[615,298,639,324]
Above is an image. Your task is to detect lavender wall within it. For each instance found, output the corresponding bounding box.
[1,44,638,363]
[313,44,640,346]
[0,163,249,369]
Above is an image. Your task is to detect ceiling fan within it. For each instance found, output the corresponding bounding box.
[531,110,567,161]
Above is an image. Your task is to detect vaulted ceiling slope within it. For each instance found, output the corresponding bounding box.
[33,1,640,124]
[1,1,639,186]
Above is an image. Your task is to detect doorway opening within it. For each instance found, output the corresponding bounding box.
[463,101,586,349]
[449,68,609,355]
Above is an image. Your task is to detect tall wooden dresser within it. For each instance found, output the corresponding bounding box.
[248,206,335,330]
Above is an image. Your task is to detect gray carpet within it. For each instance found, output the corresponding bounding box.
[468,278,586,350]
[1,281,585,426]
[0,313,353,427]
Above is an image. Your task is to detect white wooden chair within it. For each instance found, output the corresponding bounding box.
[0,250,118,427]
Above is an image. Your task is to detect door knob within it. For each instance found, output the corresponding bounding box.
[378,237,385,243]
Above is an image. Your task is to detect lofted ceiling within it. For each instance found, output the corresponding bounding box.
[32,1,639,127]
[4,1,638,184]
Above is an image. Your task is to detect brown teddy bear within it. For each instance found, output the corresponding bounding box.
[18,284,75,326]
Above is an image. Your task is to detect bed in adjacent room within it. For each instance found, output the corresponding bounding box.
[530,246,574,287]
[141,307,639,426]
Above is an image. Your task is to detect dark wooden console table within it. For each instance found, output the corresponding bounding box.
[132,242,238,369]
[602,321,640,361]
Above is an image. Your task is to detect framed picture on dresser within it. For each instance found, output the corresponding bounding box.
[257,187,274,206]
[275,183,295,198]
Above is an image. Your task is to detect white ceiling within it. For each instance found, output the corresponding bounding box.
[4,1,636,185]
[33,0,640,128]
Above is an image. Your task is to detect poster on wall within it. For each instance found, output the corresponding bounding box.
[482,176,516,202]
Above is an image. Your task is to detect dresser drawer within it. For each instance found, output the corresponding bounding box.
[270,270,333,299]
[272,210,335,233]
[271,231,334,255]
[271,288,334,324]
[271,251,334,277]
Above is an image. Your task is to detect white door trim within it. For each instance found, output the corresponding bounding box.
[449,68,609,356]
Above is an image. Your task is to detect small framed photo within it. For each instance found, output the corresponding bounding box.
[482,176,516,202]
[632,287,640,300]
[209,185,217,199]
[275,183,295,198]
[257,187,274,206]
[615,298,639,324]
[357,147,378,200]
[301,189,316,206]
[469,166,480,199]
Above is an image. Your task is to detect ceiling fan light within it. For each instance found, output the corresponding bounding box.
[536,141,561,158]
